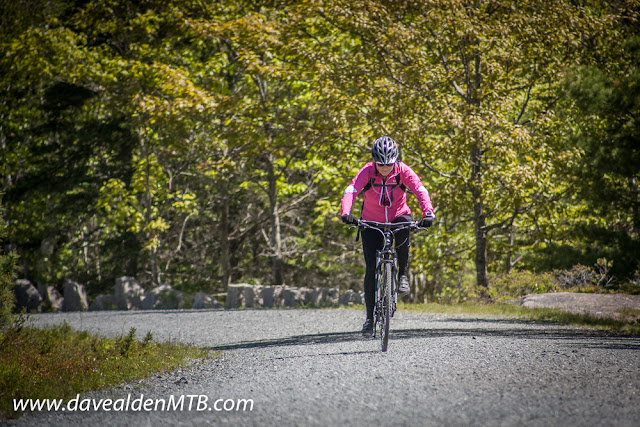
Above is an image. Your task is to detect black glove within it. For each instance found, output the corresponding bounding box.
[341,214,358,225]
[419,213,435,228]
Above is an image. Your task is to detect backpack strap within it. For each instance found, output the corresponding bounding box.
[360,177,376,216]
[362,177,374,193]
[361,174,408,196]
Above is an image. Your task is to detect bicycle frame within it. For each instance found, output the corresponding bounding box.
[357,220,422,351]
[376,227,399,316]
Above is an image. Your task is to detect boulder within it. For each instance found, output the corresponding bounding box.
[89,294,116,311]
[62,280,89,312]
[517,292,640,319]
[12,279,42,312]
[41,286,64,312]
[282,287,312,307]
[309,287,340,307]
[114,276,145,310]
[338,290,364,306]
[142,284,184,310]
[226,284,263,309]
[193,292,223,309]
[225,285,361,309]
[261,286,285,308]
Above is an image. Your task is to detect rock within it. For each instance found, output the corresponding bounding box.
[226,284,263,309]
[193,292,223,309]
[326,288,341,306]
[114,276,145,310]
[89,294,116,311]
[12,279,42,312]
[261,286,285,308]
[309,288,340,307]
[225,285,361,309]
[225,285,241,309]
[62,280,89,312]
[518,292,640,319]
[142,284,184,310]
[41,286,64,312]
[282,287,312,307]
[338,290,364,306]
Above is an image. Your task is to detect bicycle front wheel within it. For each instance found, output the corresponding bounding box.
[381,262,392,352]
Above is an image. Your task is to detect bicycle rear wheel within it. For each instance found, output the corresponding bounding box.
[381,262,392,352]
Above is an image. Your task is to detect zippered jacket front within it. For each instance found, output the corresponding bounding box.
[340,162,434,223]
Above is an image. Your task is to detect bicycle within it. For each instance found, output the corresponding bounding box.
[355,219,426,352]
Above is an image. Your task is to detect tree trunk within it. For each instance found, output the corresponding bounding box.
[474,217,489,288]
[470,46,489,288]
[220,184,232,287]
[471,144,489,288]
[630,176,640,237]
[265,154,284,285]
[139,128,159,286]
[123,231,139,277]
[505,224,514,274]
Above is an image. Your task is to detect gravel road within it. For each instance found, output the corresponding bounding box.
[9,308,640,426]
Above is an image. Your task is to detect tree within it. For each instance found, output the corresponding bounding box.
[2,0,636,298]
[0,0,139,290]
[1,0,218,289]
[0,0,346,292]
[195,2,336,285]
[560,33,640,278]
[306,0,615,289]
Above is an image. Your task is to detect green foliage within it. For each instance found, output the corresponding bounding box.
[554,258,619,292]
[618,267,640,295]
[0,0,638,299]
[311,0,620,288]
[489,271,557,303]
[556,33,640,281]
[115,327,137,357]
[0,262,15,329]
[434,286,467,305]
[0,323,210,418]
[0,199,16,328]
[0,257,16,329]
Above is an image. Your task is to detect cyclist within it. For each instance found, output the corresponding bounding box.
[340,136,435,337]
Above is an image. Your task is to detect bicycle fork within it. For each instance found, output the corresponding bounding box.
[373,252,398,338]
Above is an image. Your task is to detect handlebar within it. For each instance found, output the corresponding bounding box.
[353,219,426,232]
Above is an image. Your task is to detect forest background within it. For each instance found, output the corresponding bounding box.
[1,0,639,305]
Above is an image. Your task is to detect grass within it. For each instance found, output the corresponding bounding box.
[396,302,640,335]
[0,321,211,419]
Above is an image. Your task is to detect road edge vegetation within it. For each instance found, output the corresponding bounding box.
[0,320,212,419]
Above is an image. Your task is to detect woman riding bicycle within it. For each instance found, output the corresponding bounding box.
[340,136,435,337]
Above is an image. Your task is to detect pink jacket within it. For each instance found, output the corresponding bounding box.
[340,162,434,223]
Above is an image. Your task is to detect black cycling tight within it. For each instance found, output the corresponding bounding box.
[361,215,412,320]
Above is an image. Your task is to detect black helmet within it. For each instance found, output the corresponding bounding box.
[371,136,398,164]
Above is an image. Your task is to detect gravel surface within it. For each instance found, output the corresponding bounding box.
[8,308,640,426]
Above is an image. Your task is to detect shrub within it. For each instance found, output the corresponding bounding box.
[553,259,617,292]
[489,270,557,302]
[0,198,16,328]
[434,285,467,304]
[554,264,596,290]
[618,269,640,295]
[1,324,210,418]
[0,252,16,329]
